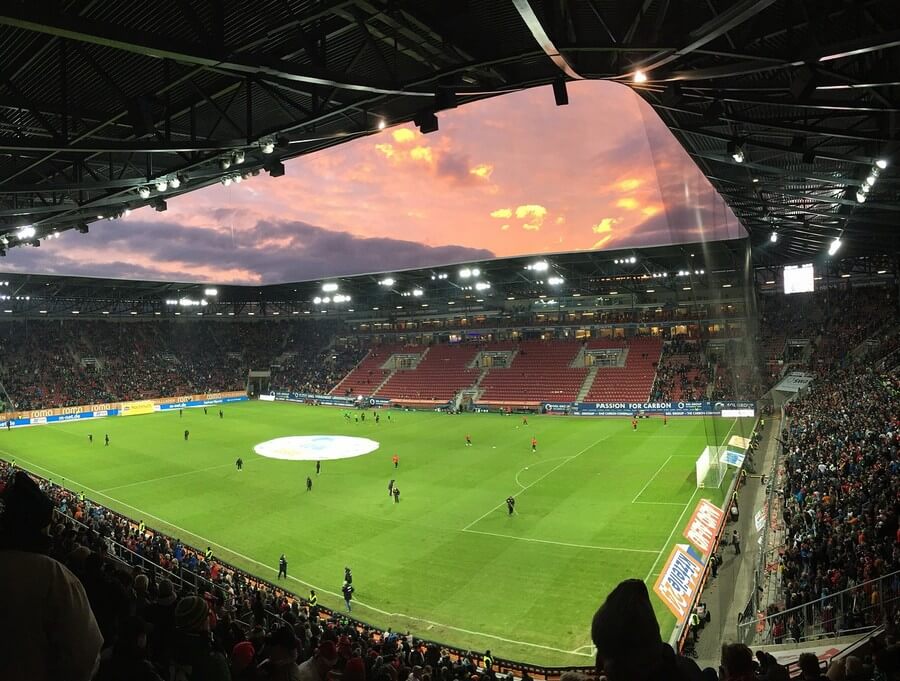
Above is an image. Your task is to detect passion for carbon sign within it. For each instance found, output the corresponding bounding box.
[541,400,755,416]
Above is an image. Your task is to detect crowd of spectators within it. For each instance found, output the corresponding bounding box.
[270,339,368,395]
[764,365,900,642]
[0,321,348,412]
[651,338,712,401]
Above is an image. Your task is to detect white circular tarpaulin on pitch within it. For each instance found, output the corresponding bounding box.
[253,435,380,461]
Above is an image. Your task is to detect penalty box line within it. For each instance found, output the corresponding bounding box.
[0,450,591,659]
[461,434,612,532]
[462,528,658,553]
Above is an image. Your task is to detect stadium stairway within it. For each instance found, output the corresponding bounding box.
[479,340,587,405]
[376,344,481,403]
[330,345,415,396]
[576,365,599,402]
[583,337,663,403]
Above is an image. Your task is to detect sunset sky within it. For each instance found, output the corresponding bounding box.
[5,80,743,284]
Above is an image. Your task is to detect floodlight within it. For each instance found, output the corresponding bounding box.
[531,260,549,272]
[233,150,245,165]
[828,237,842,256]
[261,139,275,154]
[875,159,888,169]
[322,282,339,292]
[16,225,36,239]
[770,232,778,243]
[474,281,491,291]
[169,176,181,189]
[728,141,745,163]
[379,277,395,287]
[222,177,232,186]
[630,256,637,264]
[138,186,151,199]
[866,172,877,186]
[220,158,231,171]
[313,297,322,304]
[322,297,331,304]
[459,268,472,279]
[548,276,564,285]
[204,288,218,296]
[412,288,424,297]
[155,179,168,192]
[377,119,386,130]
[233,175,243,184]
[856,190,867,204]
[633,70,647,83]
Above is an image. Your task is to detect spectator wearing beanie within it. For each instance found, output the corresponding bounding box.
[298,639,339,681]
[721,644,754,681]
[591,579,704,681]
[0,471,104,681]
[231,641,256,681]
[96,615,164,681]
[170,595,230,681]
[798,653,827,681]
[256,625,302,680]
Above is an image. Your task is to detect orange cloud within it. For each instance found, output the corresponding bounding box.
[616,197,639,210]
[592,218,618,233]
[591,235,613,250]
[469,163,494,179]
[410,146,434,164]
[618,178,641,191]
[500,224,510,231]
[392,128,416,144]
[515,204,547,231]
[642,205,661,217]
[374,143,395,158]
[490,208,513,219]
[555,216,566,225]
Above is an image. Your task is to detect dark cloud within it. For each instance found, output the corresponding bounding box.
[435,151,481,185]
[4,218,495,284]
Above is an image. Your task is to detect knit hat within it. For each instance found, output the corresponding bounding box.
[318,640,339,664]
[591,579,661,659]
[157,579,177,606]
[0,471,53,545]
[175,595,209,632]
[231,641,256,673]
[345,656,366,681]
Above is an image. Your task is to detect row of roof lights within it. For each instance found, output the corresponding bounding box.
[165,298,208,307]
[525,261,549,272]
[430,273,448,280]
[458,267,481,279]
[613,257,638,265]
[313,294,351,304]
[856,160,888,203]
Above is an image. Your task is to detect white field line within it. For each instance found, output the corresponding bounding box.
[463,528,657,553]
[642,417,741,583]
[631,455,673,503]
[633,501,685,506]
[1,450,590,658]
[513,456,572,490]
[461,434,610,532]
[100,462,236,492]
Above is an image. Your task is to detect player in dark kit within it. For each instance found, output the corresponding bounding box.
[361,413,365,422]
[392,485,400,503]
[184,429,189,441]
[236,457,243,471]
[278,554,288,579]
[388,479,395,497]
[179,409,183,418]
[344,566,352,585]
[104,434,109,446]
[219,409,223,419]
[465,434,472,447]
[316,460,321,476]
[204,407,208,415]
[522,416,528,426]
[306,476,313,492]
[88,434,93,444]
[506,496,516,515]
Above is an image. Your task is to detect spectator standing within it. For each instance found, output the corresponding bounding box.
[296,640,338,681]
[170,595,230,681]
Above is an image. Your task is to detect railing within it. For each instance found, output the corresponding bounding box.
[737,570,900,646]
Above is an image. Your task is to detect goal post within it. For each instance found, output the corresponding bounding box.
[695,445,727,488]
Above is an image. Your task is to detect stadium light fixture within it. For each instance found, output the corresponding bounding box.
[322,297,331,304]
[233,175,243,184]
[412,288,424,297]
[547,276,564,285]
[322,282,339,292]
[828,237,842,256]
[528,260,550,272]
[633,70,648,83]
[221,177,232,186]
[875,158,888,169]
[770,232,778,243]
[856,190,867,203]
[866,171,877,186]
[220,158,231,171]
[377,118,386,130]
[459,267,472,279]
[233,150,245,165]
[378,277,395,287]
[138,186,151,199]
[728,141,745,163]
[169,176,181,189]
[474,281,491,291]
[155,179,168,192]
[313,296,322,304]
[204,288,218,296]
[16,225,36,239]
[260,139,275,154]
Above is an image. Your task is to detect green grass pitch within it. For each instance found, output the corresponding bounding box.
[0,402,750,666]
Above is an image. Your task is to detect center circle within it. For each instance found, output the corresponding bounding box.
[253,435,380,461]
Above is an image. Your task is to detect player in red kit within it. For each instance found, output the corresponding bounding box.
[531,436,537,452]
[465,434,472,447]
[632,418,638,431]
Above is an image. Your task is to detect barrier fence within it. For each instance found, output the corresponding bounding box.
[737,570,900,646]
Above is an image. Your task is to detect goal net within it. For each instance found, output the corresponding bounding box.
[695,446,727,488]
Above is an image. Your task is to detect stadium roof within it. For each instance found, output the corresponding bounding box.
[0,0,897,262]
